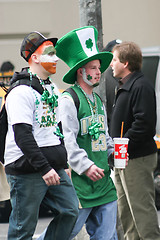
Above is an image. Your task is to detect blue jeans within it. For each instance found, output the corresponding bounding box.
[69,200,118,240]
[7,169,79,240]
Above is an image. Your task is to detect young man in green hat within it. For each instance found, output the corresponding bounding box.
[4,31,79,240]
[56,26,118,240]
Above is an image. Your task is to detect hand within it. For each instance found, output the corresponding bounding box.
[65,168,71,178]
[42,169,60,186]
[85,164,105,182]
[119,154,129,170]
[126,154,129,167]
[113,152,129,169]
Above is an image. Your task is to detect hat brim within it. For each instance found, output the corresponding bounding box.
[62,52,113,84]
[47,38,58,47]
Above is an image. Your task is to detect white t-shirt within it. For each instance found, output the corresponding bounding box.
[4,83,61,166]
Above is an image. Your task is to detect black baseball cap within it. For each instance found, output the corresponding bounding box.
[103,39,122,52]
[20,31,58,62]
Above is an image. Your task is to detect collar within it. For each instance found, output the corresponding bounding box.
[119,71,143,91]
[43,78,52,85]
[119,72,134,86]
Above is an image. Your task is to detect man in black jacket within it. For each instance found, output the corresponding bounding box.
[110,41,160,240]
[4,31,78,240]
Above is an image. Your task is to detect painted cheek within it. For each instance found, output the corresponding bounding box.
[41,62,57,74]
[87,74,92,81]
[40,54,58,63]
[40,54,58,74]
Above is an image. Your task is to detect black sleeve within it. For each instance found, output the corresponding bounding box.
[13,123,52,176]
[124,84,156,141]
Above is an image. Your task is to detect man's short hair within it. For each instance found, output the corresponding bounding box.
[113,41,142,72]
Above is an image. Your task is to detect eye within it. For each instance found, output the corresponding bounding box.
[43,45,56,56]
[48,52,55,56]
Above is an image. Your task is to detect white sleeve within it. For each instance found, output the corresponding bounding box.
[59,95,94,175]
[6,86,35,126]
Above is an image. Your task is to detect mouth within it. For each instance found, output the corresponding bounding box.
[95,77,100,82]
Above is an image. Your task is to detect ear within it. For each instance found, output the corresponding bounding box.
[124,61,129,69]
[77,68,83,76]
[31,53,40,64]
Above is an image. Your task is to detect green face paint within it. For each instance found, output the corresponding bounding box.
[93,82,99,87]
[42,45,56,56]
[87,74,92,81]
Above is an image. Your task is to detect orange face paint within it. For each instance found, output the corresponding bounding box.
[36,41,59,74]
[41,62,57,74]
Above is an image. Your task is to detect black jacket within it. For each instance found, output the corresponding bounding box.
[104,66,119,130]
[110,71,157,159]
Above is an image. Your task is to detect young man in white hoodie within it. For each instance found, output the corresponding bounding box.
[4,31,78,240]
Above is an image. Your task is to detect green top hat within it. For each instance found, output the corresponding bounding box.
[55,26,113,84]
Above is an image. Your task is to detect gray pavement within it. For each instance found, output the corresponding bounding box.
[0,211,160,240]
[0,217,89,240]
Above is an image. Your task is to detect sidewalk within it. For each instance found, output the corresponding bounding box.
[73,226,89,240]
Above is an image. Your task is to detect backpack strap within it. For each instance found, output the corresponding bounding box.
[0,104,8,163]
[63,88,103,112]
[0,82,8,93]
[0,78,44,164]
[7,78,43,96]
[63,87,80,112]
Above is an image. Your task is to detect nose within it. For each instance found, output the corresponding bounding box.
[55,55,59,62]
[97,68,101,74]
[110,60,113,67]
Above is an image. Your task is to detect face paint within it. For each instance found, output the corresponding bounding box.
[82,68,93,86]
[82,69,98,87]
[87,74,92,81]
[40,45,59,74]
[92,82,99,87]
